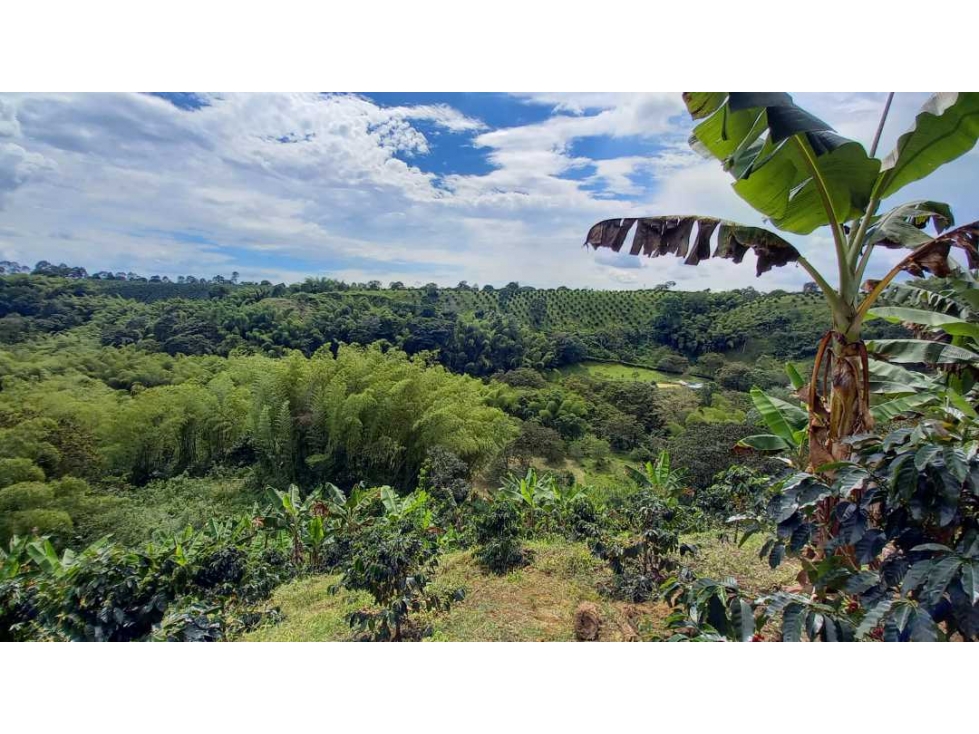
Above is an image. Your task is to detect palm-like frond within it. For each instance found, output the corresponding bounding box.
[584,216,800,276]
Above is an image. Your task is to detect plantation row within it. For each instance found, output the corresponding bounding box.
[1,273,905,369]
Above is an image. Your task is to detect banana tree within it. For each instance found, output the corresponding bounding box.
[323,482,378,535]
[738,386,809,470]
[626,449,687,499]
[583,93,979,469]
[379,485,433,526]
[500,468,557,532]
[866,271,979,425]
[262,484,329,566]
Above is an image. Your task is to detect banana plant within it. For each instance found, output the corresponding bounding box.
[261,484,329,566]
[323,481,378,535]
[626,449,687,499]
[550,480,585,511]
[582,93,979,469]
[866,271,979,426]
[500,468,557,533]
[1,535,67,579]
[547,481,588,534]
[738,387,809,470]
[377,486,437,534]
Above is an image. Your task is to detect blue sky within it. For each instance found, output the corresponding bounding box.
[1,92,976,290]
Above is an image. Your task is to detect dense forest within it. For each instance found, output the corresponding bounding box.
[0,261,905,364]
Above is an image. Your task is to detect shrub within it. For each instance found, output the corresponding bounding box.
[757,423,979,641]
[496,367,547,389]
[416,447,471,504]
[338,516,461,641]
[666,420,979,642]
[508,421,566,465]
[662,422,781,490]
[567,435,611,465]
[695,467,775,541]
[593,380,663,434]
[716,363,754,392]
[0,481,54,512]
[684,395,747,426]
[657,354,690,374]
[650,388,700,427]
[595,490,698,602]
[473,498,526,574]
[0,481,78,545]
[560,494,606,542]
[627,445,657,464]
[716,361,785,393]
[593,407,644,451]
[0,520,292,642]
[0,459,45,489]
[72,473,255,548]
[690,352,726,378]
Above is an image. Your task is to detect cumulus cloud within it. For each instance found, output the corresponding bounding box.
[0,142,56,208]
[381,101,487,133]
[513,93,676,117]
[0,92,975,290]
[0,97,21,138]
[0,97,58,208]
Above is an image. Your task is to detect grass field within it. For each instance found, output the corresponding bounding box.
[556,360,682,385]
[241,534,799,642]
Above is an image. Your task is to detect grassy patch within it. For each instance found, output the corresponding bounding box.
[682,530,801,597]
[241,540,668,642]
[527,454,634,493]
[557,361,682,386]
[422,541,668,641]
[242,575,372,642]
[241,533,801,642]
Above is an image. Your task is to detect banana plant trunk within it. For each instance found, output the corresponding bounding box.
[806,328,874,471]
[804,232,972,469]
[803,324,874,576]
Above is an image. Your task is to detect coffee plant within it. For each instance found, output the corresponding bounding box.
[595,490,698,603]
[473,497,526,574]
[0,517,292,642]
[335,494,463,641]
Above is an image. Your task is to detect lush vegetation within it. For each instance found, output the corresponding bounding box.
[2,263,975,640]
[588,91,979,641]
[4,260,975,641]
[0,269,806,640]
[0,266,903,369]
[2,90,977,642]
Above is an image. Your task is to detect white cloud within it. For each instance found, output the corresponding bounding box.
[513,93,675,116]
[437,94,688,214]
[0,92,975,290]
[0,97,21,137]
[380,101,487,133]
[0,142,56,207]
